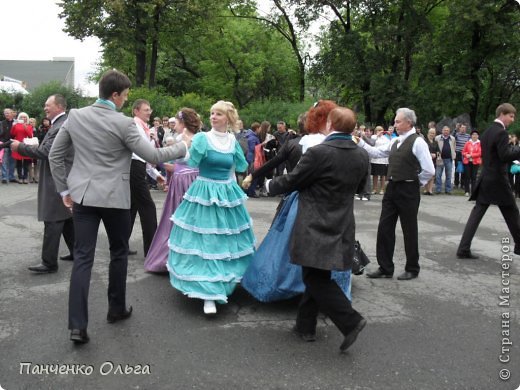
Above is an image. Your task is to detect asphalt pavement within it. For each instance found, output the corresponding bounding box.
[0,182,519,390]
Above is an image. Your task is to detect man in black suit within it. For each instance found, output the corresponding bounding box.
[11,94,74,273]
[267,107,369,352]
[129,99,165,257]
[457,103,520,258]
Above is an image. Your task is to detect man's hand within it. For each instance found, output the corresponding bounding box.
[156,175,165,184]
[62,194,73,212]
[10,140,20,152]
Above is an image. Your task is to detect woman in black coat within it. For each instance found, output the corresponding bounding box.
[267,107,369,352]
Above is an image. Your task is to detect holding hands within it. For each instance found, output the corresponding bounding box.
[241,174,253,190]
[62,194,73,212]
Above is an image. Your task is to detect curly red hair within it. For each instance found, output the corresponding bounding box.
[305,100,338,133]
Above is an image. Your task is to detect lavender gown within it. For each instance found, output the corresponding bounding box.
[144,162,199,272]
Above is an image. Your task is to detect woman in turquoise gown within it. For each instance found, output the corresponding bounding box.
[167,100,255,314]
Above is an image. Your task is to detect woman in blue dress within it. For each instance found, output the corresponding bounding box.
[241,100,353,302]
[167,100,255,315]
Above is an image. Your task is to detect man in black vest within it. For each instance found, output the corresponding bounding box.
[457,103,520,258]
[359,108,435,280]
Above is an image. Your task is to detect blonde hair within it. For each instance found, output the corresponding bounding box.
[17,112,29,121]
[211,100,239,131]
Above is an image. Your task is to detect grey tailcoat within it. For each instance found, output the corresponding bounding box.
[17,114,73,222]
[269,138,369,271]
[49,103,187,209]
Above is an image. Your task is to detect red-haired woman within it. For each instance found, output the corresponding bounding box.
[242,100,355,303]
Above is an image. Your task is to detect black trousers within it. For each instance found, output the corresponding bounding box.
[16,159,30,180]
[454,151,467,188]
[41,218,74,269]
[376,180,421,275]
[463,164,479,194]
[296,267,362,336]
[130,159,157,256]
[458,201,520,252]
[68,203,131,330]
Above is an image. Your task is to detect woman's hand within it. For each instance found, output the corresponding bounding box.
[241,174,253,190]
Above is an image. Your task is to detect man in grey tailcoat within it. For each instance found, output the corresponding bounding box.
[49,70,189,344]
[11,94,74,273]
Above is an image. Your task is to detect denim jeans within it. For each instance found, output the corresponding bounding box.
[435,158,453,193]
[1,148,16,181]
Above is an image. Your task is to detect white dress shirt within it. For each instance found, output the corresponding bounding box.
[133,120,163,181]
[358,128,435,186]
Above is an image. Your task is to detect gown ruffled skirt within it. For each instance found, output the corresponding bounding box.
[167,176,255,303]
[242,192,352,302]
[144,163,199,273]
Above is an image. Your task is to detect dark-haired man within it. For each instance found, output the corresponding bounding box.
[129,99,165,256]
[11,94,74,274]
[49,70,189,344]
[457,103,520,259]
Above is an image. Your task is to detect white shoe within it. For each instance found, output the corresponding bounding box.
[203,300,217,315]
[465,192,469,196]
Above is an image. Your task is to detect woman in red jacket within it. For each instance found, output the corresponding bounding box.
[462,130,482,196]
[10,112,34,184]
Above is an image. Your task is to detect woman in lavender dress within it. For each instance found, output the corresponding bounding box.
[144,108,201,272]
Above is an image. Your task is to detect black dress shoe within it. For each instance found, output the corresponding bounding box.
[456,251,479,259]
[28,264,58,273]
[70,329,89,344]
[107,306,133,323]
[397,271,418,280]
[60,254,74,261]
[340,318,367,352]
[128,250,138,255]
[366,269,393,279]
[292,325,316,342]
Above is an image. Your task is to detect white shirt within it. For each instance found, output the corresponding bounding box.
[358,128,435,186]
[132,120,163,181]
[369,134,390,164]
[51,112,66,125]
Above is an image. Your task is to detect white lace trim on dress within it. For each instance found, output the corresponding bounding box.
[170,216,252,234]
[169,243,255,260]
[206,129,235,153]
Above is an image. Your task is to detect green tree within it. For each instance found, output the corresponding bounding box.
[59,0,190,87]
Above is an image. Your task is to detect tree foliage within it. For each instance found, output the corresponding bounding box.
[55,0,519,132]
[308,0,520,129]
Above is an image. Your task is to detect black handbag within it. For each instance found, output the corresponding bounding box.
[352,240,370,275]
